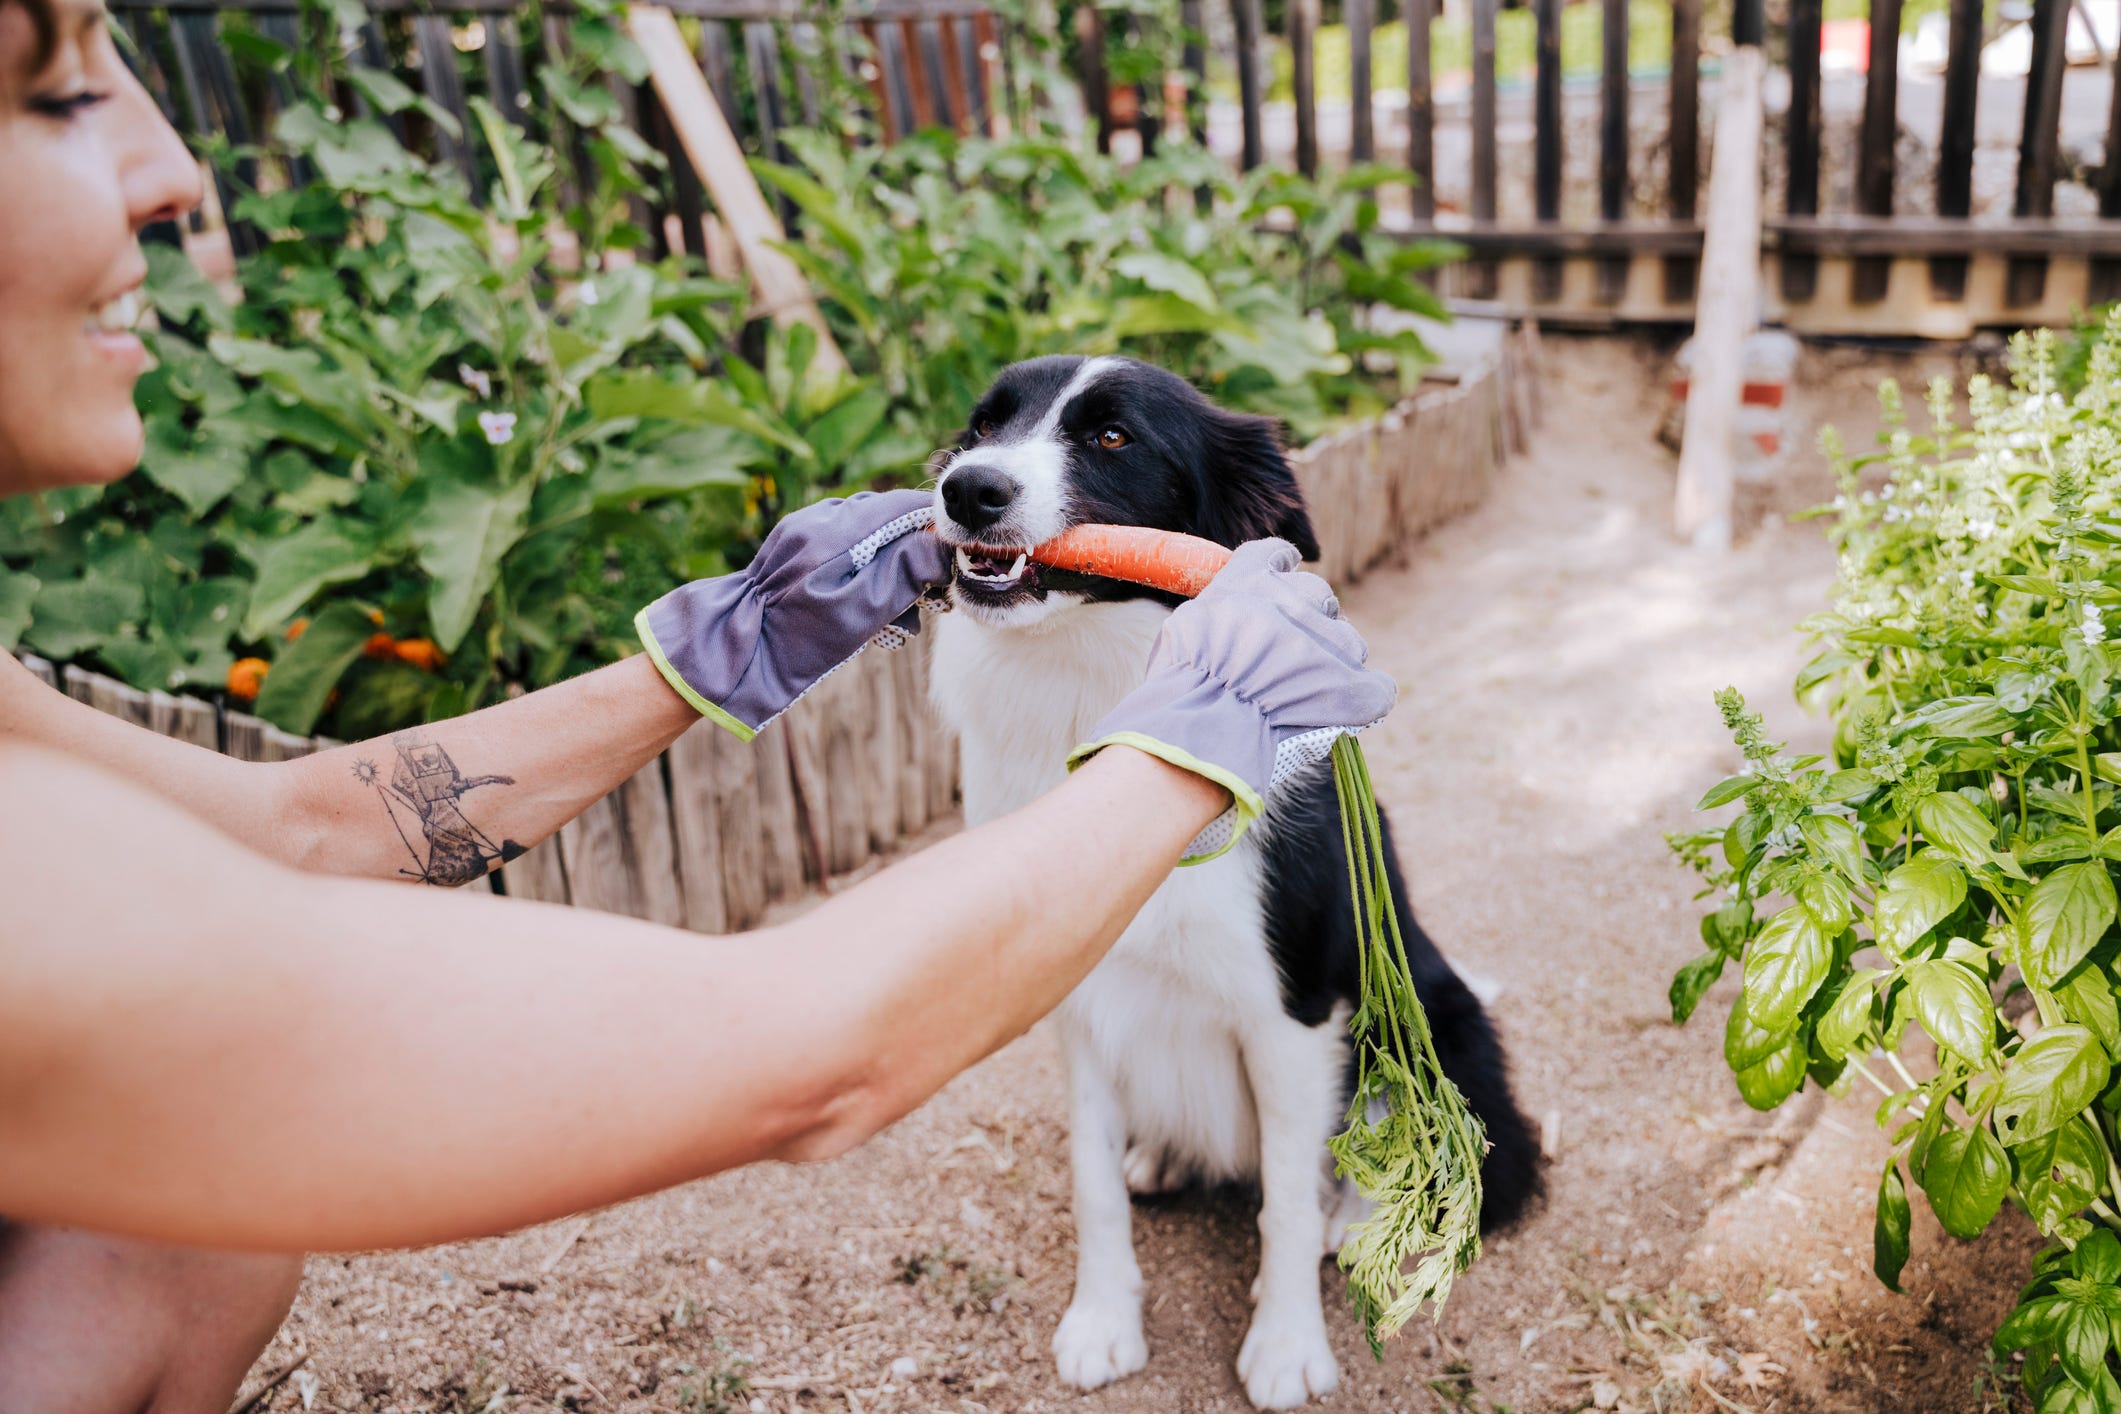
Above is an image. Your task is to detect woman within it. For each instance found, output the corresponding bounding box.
[0,0,1395,1407]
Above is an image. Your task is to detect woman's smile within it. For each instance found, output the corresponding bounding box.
[82,270,145,373]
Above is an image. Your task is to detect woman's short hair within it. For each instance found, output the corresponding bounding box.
[4,0,58,73]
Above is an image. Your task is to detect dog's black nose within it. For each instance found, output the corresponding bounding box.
[941,465,1018,533]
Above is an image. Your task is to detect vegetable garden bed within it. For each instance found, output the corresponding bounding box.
[14,323,1539,929]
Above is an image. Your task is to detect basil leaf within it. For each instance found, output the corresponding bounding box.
[1874,1160,1911,1292]
[1799,814,1864,883]
[1725,996,1792,1071]
[1695,774,1762,810]
[1904,959,1996,1064]
[1994,1025,2111,1145]
[1916,791,2028,879]
[1741,906,1832,1034]
[1669,950,1726,1025]
[1919,1126,2010,1239]
[2017,1117,2107,1236]
[2020,862,2119,991]
[1816,969,1882,1062]
[1733,1034,1807,1112]
[1874,855,1967,958]
[2056,962,2121,1053]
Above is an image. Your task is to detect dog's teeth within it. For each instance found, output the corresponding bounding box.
[1008,552,1027,578]
[956,547,976,576]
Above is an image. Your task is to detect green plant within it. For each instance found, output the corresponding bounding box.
[672,1337,753,1414]
[1,0,1459,741]
[757,125,1457,445]
[0,1,922,738]
[1671,319,2121,1411]
[893,1244,1018,1314]
[1329,736,1485,1352]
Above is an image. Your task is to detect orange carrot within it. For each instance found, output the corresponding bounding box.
[1028,525,1234,598]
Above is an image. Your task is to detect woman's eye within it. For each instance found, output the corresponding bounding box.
[1097,428,1129,450]
[29,91,109,120]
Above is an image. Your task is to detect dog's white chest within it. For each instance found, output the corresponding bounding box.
[931,604,1291,1179]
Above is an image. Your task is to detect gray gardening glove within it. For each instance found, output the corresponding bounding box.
[1066,539,1398,864]
[635,490,949,741]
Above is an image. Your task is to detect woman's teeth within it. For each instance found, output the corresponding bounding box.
[955,546,1030,586]
[89,290,141,335]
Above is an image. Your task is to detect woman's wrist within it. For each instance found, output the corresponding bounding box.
[1074,741,1233,837]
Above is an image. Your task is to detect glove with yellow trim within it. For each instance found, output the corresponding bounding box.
[635,490,950,741]
[1066,539,1397,863]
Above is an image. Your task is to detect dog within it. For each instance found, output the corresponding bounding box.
[924,355,1540,1410]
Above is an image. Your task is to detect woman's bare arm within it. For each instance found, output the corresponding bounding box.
[0,650,699,884]
[0,739,1225,1252]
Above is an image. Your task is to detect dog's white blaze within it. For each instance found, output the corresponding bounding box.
[931,597,1353,1408]
[934,356,1119,547]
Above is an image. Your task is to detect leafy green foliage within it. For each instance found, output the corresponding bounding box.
[0,1,788,735]
[1672,318,2121,1408]
[5,1,1453,738]
[757,125,1456,446]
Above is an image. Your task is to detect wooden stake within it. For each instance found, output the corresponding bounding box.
[629,5,848,376]
[1673,44,1765,551]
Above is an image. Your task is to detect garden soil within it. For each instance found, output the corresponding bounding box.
[252,333,2043,1414]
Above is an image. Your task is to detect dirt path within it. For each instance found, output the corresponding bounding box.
[260,336,2038,1413]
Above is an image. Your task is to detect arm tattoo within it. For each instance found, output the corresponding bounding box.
[352,731,527,886]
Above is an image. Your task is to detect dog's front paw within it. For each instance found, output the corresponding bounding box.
[1236,1307,1339,1409]
[1053,1297,1148,1391]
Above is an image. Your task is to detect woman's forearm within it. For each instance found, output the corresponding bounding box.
[0,743,1224,1251]
[275,654,700,884]
[1,649,702,886]
[758,745,1230,1159]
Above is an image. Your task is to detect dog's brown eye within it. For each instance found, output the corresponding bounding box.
[1097,428,1129,450]
[975,419,997,440]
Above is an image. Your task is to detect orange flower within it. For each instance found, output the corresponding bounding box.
[285,618,309,642]
[362,632,397,660]
[393,638,446,672]
[228,657,268,702]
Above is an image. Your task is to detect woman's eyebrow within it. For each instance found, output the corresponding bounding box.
[66,0,113,36]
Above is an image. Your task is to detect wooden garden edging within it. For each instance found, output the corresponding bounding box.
[15,323,1539,930]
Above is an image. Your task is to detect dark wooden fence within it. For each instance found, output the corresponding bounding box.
[1125,0,2121,335]
[115,0,1012,269]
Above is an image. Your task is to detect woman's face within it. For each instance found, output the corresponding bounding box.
[0,0,199,496]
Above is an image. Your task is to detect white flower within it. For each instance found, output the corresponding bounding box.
[1959,569,1976,589]
[478,411,517,446]
[578,279,599,307]
[458,363,492,400]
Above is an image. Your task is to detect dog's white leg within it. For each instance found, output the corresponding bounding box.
[1052,1022,1148,1391]
[1235,1016,1344,1410]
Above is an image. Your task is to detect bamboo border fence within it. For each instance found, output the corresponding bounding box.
[14,322,1540,930]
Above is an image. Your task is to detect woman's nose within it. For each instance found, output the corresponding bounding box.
[118,77,202,232]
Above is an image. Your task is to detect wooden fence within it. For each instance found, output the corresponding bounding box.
[1126,0,2121,336]
[114,0,1012,268]
[19,324,1539,930]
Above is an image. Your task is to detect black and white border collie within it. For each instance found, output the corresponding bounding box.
[926,356,1539,1410]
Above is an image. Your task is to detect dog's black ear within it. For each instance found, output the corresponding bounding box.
[1194,407,1321,561]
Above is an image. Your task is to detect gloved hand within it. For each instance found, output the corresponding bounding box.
[1066,539,1397,863]
[635,490,949,741]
